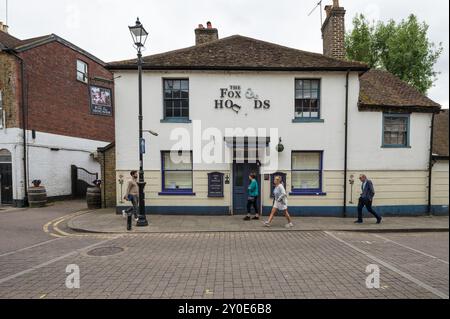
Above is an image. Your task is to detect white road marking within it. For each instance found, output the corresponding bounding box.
[325,231,449,299]
[0,237,119,285]
[371,233,449,265]
[0,238,62,258]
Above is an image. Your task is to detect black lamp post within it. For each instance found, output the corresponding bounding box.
[129,18,149,227]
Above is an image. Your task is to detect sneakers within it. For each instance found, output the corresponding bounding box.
[252,216,260,220]
[243,216,251,221]
[122,210,127,218]
[263,221,271,227]
[286,222,294,228]
[376,217,383,224]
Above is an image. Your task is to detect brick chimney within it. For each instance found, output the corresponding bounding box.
[0,21,9,33]
[195,21,219,45]
[321,0,346,60]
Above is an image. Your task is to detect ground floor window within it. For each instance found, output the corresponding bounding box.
[291,151,323,194]
[161,151,193,194]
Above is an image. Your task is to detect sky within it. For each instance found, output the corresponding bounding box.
[1,0,448,108]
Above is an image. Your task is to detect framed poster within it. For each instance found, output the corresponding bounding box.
[90,86,113,116]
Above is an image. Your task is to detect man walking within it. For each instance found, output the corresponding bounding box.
[355,174,382,224]
[122,170,139,221]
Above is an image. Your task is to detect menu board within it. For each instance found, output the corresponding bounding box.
[208,172,224,198]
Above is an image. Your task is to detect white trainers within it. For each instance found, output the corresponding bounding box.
[263,221,271,227]
[286,222,294,228]
[122,210,127,218]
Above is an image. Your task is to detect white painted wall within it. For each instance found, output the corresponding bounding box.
[114,70,361,172]
[0,128,108,200]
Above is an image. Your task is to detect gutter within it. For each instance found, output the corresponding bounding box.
[4,48,28,206]
[427,113,436,216]
[343,70,350,217]
[106,64,369,72]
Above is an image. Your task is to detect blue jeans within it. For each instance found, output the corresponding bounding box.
[125,195,139,218]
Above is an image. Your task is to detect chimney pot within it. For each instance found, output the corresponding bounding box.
[195,21,218,45]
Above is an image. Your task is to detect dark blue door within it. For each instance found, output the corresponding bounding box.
[233,163,260,214]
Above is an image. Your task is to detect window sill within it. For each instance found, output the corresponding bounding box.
[158,191,196,196]
[289,191,327,196]
[160,118,192,123]
[381,145,411,149]
[292,118,325,123]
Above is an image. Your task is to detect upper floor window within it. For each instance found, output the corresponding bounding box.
[76,60,88,83]
[291,151,323,194]
[382,114,410,148]
[295,79,321,120]
[163,79,189,121]
[0,90,4,129]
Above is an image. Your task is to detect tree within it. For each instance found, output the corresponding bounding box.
[345,14,443,94]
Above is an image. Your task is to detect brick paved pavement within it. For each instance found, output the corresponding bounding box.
[0,231,448,299]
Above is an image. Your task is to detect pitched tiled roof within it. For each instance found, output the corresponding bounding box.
[359,69,441,113]
[108,35,368,71]
[433,109,449,157]
[0,31,22,49]
[0,32,105,66]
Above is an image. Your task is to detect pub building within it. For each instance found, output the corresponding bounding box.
[108,1,448,216]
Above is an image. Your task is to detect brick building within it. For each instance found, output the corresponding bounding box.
[0,23,114,206]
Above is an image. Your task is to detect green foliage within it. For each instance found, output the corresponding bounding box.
[345,14,443,94]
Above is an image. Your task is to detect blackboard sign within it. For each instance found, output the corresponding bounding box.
[208,172,224,198]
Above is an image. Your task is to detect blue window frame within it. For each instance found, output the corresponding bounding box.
[382,113,411,148]
[163,79,190,122]
[290,151,325,195]
[294,79,321,121]
[160,151,195,195]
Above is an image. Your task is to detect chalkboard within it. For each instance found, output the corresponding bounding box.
[208,172,224,198]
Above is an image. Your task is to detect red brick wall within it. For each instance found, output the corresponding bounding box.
[19,41,114,142]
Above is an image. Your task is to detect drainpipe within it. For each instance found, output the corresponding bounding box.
[5,49,28,207]
[343,71,350,217]
[427,112,436,216]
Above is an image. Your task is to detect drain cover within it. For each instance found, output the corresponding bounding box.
[87,246,124,257]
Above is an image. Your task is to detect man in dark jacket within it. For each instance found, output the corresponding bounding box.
[355,174,382,224]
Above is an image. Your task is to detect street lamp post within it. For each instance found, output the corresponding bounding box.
[129,18,149,227]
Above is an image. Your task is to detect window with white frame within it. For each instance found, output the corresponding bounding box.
[76,60,88,83]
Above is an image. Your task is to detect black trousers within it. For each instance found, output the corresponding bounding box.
[357,197,380,221]
[247,197,259,215]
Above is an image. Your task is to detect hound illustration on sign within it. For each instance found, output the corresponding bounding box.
[215,85,270,114]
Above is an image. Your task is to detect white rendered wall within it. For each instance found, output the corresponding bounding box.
[0,128,108,200]
[114,71,361,172]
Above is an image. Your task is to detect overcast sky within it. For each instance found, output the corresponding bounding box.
[2,0,448,108]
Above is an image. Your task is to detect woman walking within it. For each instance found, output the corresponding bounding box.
[244,173,260,221]
[264,176,294,228]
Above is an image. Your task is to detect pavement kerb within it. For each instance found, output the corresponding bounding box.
[66,210,449,235]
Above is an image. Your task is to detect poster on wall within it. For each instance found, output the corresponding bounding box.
[90,86,113,116]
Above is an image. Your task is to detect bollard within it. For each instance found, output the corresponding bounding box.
[127,214,132,231]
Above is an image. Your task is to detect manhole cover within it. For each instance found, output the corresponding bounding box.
[87,247,124,257]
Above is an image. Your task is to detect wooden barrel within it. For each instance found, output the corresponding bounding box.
[86,187,101,209]
[28,186,47,208]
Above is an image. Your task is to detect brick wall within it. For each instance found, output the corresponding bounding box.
[98,143,116,208]
[195,28,219,45]
[19,41,115,142]
[322,4,346,60]
[0,52,21,128]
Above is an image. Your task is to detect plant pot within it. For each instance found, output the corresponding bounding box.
[86,186,101,209]
[28,186,47,208]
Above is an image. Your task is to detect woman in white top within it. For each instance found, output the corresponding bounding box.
[264,176,294,228]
